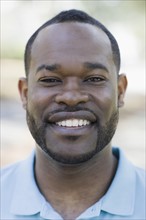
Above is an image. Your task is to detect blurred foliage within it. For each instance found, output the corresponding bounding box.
[1,0,145,59]
[82,1,145,33]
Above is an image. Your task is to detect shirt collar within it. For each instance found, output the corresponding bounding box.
[10,150,45,215]
[10,148,136,217]
[101,147,136,216]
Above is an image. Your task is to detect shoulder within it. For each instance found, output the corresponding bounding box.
[133,166,145,199]
[0,152,36,219]
[132,166,145,218]
[117,147,145,187]
[134,166,145,191]
[0,161,23,218]
[1,151,35,190]
[110,147,146,219]
[134,166,145,177]
[1,150,35,182]
[1,161,22,182]
[0,161,25,199]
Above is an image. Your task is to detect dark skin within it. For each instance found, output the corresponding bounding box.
[18,22,127,219]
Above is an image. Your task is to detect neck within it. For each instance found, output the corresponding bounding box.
[34,145,117,219]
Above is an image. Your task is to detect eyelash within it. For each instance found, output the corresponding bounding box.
[38,76,106,86]
[39,77,61,83]
[84,76,106,82]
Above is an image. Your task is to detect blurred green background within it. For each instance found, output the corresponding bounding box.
[1,0,145,168]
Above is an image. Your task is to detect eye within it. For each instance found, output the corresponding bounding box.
[84,76,106,83]
[38,77,62,86]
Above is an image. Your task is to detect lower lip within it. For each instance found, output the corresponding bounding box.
[50,123,95,137]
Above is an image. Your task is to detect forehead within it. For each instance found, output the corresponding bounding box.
[31,22,114,72]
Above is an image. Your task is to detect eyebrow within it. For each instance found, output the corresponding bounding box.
[36,64,60,74]
[36,62,109,74]
[84,62,109,73]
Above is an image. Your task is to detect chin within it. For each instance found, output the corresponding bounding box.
[41,146,98,165]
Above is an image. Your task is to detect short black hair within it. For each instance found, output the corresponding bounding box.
[24,9,121,76]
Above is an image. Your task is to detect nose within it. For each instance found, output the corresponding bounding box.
[55,81,89,106]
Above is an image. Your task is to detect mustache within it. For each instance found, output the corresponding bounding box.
[44,106,97,121]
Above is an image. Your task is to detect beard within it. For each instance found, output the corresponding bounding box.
[26,109,119,165]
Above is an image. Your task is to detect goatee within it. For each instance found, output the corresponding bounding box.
[26,109,119,164]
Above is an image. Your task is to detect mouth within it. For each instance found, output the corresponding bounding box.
[47,110,96,136]
[55,119,90,128]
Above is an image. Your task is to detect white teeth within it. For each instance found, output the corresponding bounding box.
[66,120,72,127]
[79,119,84,126]
[56,119,90,127]
[61,121,66,127]
[72,119,78,127]
[58,122,62,126]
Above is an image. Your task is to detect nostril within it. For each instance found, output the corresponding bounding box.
[55,92,89,106]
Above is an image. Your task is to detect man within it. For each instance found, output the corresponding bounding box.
[1,9,145,220]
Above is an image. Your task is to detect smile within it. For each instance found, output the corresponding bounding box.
[55,119,90,128]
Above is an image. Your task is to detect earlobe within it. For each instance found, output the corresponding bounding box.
[118,74,128,108]
[18,77,28,110]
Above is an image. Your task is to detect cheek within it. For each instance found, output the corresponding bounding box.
[27,83,58,121]
[104,88,118,117]
[100,87,118,107]
[92,86,118,121]
[27,85,47,118]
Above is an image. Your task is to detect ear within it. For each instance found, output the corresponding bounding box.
[18,77,28,110]
[118,74,128,108]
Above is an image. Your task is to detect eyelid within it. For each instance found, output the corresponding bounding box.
[84,75,107,81]
[38,76,62,86]
[39,76,61,81]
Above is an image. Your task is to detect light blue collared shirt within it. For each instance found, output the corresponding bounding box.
[1,147,145,219]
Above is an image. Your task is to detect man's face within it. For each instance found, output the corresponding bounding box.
[19,22,127,164]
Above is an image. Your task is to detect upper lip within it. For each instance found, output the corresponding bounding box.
[48,110,97,123]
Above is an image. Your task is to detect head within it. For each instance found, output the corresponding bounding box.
[19,9,127,165]
[24,9,121,77]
